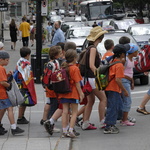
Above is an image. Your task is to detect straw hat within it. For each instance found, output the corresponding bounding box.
[86,26,108,42]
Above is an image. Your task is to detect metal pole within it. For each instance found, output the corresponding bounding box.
[35,0,42,83]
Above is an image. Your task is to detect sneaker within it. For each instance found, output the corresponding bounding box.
[136,107,150,115]
[104,125,119,134]
[0,128,5,135]
[0,124,7,133]
[99,119,106,129]
[82,124,97,130]
[73,129,80,136]
[128,116,136,123]
[53,127,61,133]
[76,117,83,127]
[62,132,68,138]
[121,120,135,126]
[11,127,24,135]
[40,119,46,125]
[17,117,29,124]
[67,132,76,138]
[44,120,54,135]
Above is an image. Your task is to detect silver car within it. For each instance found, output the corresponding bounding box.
[65,26,92,53]
[127,24,150,47]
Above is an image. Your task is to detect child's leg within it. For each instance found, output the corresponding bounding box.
[69,103,78,129]
[62,103,69,133]
[42,104,51,121]
[18,106,26,118]
[50,108,63,124]
[7,107,15,125]
[140,90,150,108]
[105,91,121,127]
[0,109,6,123]
[77,106,85,117]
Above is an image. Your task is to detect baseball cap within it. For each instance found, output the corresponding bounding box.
[113,44,127,55]
[127,43,139,54]
[0,51,10,59]
[0,42,4,49]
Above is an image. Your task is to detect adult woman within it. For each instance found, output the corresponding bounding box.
[81,26,107,130]
[9,19,18,50]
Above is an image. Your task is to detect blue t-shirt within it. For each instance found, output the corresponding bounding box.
[47,25,52,34]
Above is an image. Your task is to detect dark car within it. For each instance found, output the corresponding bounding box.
[127,24,150,47]
[82,30,149,85]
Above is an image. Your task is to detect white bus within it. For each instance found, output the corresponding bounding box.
[80,0,113,26]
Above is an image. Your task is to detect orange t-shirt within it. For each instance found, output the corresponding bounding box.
[0,66,8,99]
[102,51,114,60]
[105,59,124,93]
[58,64,82,100]
[45,87,57,98]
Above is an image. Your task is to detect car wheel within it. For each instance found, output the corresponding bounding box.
[140,75,149,85]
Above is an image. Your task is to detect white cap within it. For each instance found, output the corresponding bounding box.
[0,42,4,49]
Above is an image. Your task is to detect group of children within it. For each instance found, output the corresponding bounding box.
[0,27,149,137]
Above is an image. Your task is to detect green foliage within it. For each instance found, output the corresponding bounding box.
[41,48,50,54]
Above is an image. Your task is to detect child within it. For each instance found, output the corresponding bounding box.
[41,46,62,125]
[59,49,84,138]
[0,51,24,135]
[14,47,37,124]
[121,44,138,126]
[102,39,114,60]
[104,44,129,134]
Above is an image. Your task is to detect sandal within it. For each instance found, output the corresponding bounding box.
[136,107,150,115]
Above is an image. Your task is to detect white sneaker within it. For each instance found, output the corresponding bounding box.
[99,119,106,129]
[128,116,136,123]
[53,127,61,133]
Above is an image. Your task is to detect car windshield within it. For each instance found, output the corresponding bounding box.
[97,33,139,56]
[116,20,136,30]
[68,28,91,38]
[51,16,61,21]
[130,26,150,35]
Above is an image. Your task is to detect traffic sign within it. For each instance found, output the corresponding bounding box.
[0,2,8,11]
[41,0,47,16]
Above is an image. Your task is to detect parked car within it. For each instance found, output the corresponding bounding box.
[61,21,86,32]
[127,24,150,47]
[109,18,137,31]
[82,30,149,85]
[59,9,65,15]
[65,10,76,17]
[65,26,92,53]
[49,15,63,23]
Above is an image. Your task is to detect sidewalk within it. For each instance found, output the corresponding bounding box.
[0,30,71,150]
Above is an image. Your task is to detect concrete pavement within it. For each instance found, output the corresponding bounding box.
[0,30,71,150]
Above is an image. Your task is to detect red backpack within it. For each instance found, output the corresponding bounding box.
[41,60,59,90]
[134,45,150,72]
[51,67,71,94]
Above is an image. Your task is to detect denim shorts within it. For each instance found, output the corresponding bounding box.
[0,99,12,110]
[60,98,79,104]
[121,78,132,112]
[147,89,150,96]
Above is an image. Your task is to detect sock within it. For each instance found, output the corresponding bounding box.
[82,120,89,129]
[11,124,16,130]
[49,118,55,125]
[63,127,68,133]
[69,128,73,133]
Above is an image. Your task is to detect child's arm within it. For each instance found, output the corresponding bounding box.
[75,82,84,103]
[116,77,129,97]
[0,81,11,88]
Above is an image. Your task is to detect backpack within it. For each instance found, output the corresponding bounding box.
[51,67,71,94]
[95,61,121,90]
[134,45,150,72]
[30,27,35,34]
[41,60,59,90]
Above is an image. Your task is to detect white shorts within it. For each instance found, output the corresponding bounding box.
[81,77,96,89]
